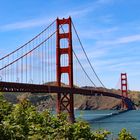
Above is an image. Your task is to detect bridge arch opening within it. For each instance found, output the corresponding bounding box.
[60,54,69,67]
[60,38,68,49]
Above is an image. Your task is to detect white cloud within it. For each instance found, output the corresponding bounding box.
[78,27,118,40]
[0,0,113,32]
[97,34,140,46]
[0,17,54,31]
[117,34,140,43]
[97,15,114,24]
[0,8,90,31]
[65,8,92,18]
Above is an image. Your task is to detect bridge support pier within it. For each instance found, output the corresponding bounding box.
[56,17,74,123]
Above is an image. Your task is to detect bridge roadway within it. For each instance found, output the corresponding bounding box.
[0,81,135,110]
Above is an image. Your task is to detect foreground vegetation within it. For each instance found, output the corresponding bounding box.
[0,93,137,140]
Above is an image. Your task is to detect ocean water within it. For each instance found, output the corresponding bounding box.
[75,110,140,139]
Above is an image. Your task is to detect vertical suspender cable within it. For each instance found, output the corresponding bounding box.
[16,49,18,82]
[44,36,46,83]
[42,34,44,84]
[5,59,6,81]
[8,56,9,82]
[50,26,52,82]
[26,50,27,83]
[48,27,50,82]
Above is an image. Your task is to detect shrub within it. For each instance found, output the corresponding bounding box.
[0,96,137,140]
[118,128,137,140]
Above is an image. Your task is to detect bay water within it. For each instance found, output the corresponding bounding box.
[75,110,140,139]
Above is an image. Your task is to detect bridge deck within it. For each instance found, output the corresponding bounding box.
[0,81,135,110]
[0,81,120,97]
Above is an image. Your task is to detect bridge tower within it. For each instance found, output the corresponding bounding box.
[56,17,74,123]
[121,73,128,108]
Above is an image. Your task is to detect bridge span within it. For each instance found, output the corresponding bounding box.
[0,81,135,110]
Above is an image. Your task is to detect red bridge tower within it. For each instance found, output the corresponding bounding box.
[56,17,74,123]
[121,73,128,108]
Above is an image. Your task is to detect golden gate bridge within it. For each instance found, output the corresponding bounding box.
[0,17,135,123]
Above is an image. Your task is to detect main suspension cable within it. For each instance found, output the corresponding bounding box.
[0,19,56,61]
[72,21,105,88]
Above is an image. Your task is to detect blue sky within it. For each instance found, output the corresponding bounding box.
[0,0,140,90]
